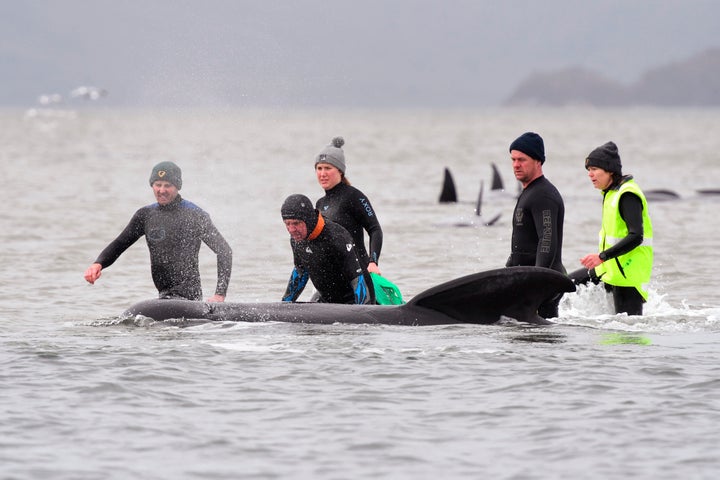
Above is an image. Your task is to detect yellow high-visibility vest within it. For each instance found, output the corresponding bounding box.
[594,179,653,299]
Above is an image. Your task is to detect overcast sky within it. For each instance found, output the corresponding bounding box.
[2,0,719,108]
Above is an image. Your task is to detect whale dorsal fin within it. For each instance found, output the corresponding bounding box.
[491,162,504,191]
[407,266,575,324]
[439,167,458,203]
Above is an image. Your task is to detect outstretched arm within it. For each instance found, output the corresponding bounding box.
[85,211,145,285]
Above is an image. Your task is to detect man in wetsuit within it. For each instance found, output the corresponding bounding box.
[572,141,653,315]
[281,194,375,304]
[506,132,566,318]
[84,161,233,302]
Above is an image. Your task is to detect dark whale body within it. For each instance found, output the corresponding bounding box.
[123,267,575,326]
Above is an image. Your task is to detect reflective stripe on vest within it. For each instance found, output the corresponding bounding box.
[594,179,654,299]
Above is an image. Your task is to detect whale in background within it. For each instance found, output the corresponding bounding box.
[438,162,506,204]
[439,165,715,205]
[437,165,503,226]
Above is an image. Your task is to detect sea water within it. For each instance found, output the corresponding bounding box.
[1,107,719,479]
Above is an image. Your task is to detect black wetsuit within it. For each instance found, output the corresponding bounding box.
[506,175,566,318]
[569,179,645,315]
[316,182,383,269]
[94,195,232,300]
[283,219,375,304]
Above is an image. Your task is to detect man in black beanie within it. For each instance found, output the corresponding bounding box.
[572,141,654,315]
[506,132,566,319]
[281,194,375,305]
[84,161,233,302]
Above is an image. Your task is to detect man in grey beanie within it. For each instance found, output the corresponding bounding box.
[84,161,233,302]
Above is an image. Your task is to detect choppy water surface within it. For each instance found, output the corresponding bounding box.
[1,107,719,479]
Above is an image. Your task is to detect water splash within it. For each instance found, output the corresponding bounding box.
[559,282,720,333]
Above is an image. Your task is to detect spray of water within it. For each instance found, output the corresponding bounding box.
[559,281,720,333]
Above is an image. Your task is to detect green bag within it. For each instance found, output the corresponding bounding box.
[371,273,405,305]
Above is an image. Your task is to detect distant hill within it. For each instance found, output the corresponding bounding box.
[504,47,720,106]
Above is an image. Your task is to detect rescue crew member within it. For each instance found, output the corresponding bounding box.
[281,194,374,305]
[84,161,233,302]
[314,137,383,275]
[506,132,566,318]
[572,141,653,315]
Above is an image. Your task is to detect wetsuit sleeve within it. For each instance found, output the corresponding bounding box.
[350,274,373,305]
[530,196,562,269]
[200,215,233,297]
[94,210,146,268]
[351,193,383,264]
[367,223,383,265]
[600,192,644,260]
[282,265,309,302]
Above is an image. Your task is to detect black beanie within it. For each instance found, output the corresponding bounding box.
[585,141,622,175]
[149,161,182,189]
[509,132,545,164]
[281,194,319,234]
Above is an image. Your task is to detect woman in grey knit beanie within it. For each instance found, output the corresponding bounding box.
[313,136,384,276]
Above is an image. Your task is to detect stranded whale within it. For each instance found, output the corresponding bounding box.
[123,266,575,326]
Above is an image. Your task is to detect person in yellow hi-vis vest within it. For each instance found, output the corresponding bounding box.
[570,141,653,315]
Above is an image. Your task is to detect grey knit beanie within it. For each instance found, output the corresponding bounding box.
[149,161,182,189]
[315,137,346,174]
